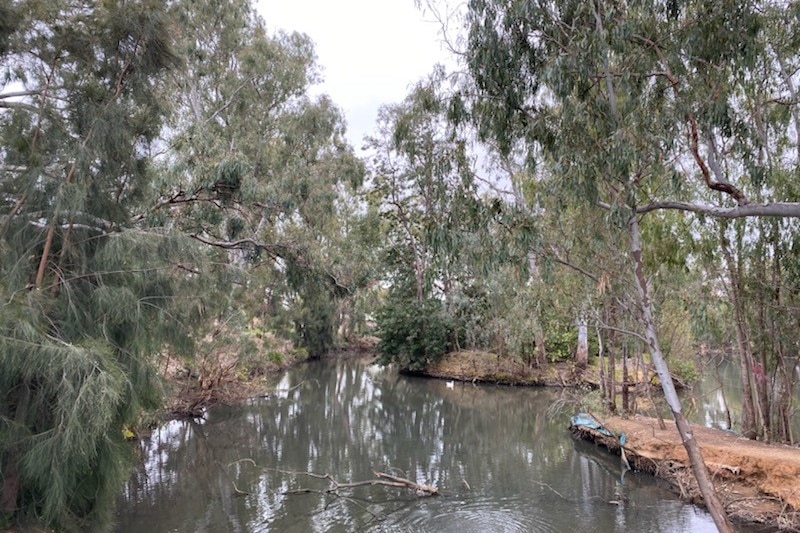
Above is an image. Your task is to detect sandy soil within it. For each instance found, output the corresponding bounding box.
[574,414,800,530]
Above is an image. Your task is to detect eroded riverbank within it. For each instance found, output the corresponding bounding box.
[421,351,800,530]
[571,414,800,530]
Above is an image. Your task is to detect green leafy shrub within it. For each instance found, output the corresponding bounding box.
[376,298,453,371]
[670,358,700,384]
[267,350,284,364]
[545,323,578,362]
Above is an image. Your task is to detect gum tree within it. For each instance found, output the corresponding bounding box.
[152,0,365,356]
[368,72,540,370]
[457,0,800,529]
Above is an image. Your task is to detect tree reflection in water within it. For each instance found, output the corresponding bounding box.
[117,359,736,533]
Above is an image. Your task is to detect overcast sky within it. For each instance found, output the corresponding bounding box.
[255,0,456,151]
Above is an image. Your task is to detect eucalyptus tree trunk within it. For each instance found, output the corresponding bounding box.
[628,214,734,533]
[720,224,758,439]
[606,302,618,412]
[772,228,795,443]
[778,56,800,163]
[621,341,630,413]
[598,6,730,524]
[596,323,607,404]
[575,309,589,369]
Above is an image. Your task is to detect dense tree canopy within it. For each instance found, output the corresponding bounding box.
[0,0,364,529]
[454,0,800,529]
[3,0,800,530]
[0,1,205,529]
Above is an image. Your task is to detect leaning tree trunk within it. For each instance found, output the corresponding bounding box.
[628,214,734,533]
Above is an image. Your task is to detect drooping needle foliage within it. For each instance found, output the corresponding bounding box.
[0,1,209,530]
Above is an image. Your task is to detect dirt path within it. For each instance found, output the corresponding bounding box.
[574,414,800,530]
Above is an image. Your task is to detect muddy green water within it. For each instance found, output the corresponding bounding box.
[115,359,766,532]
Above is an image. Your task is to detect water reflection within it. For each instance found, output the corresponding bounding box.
[686,357,800,436]
[117,359,733,532]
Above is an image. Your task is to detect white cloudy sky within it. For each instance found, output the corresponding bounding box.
[255,0,457,150]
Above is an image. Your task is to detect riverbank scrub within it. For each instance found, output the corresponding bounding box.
[421,350,600,387]
[571,414,800,531]
[150,336,379,425]
[163,332,310,419]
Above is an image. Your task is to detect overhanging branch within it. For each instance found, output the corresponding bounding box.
[636,201,800,218]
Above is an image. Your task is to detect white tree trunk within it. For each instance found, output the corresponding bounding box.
[575,312,588,368]
[628,214,734,533]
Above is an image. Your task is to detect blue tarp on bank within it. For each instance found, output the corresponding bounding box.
[570,412,626,445]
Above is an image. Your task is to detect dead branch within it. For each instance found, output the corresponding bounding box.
[283,470,438,496]
[373,472,439,495]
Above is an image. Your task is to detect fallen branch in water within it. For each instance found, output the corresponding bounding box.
[225,462,440,499]
[284,470,438,496]
[375,471,439,495]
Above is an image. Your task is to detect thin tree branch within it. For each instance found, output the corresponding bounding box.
[535,247,600,283]
[0,101,38,112]
[189,233,282,259]
[595,323,649,344]
[0,90,42,99]
[633,35,748,206]
[686,117,748,205]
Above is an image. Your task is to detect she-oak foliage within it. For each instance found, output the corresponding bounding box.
[0,2,210,530]
[0,0,369,529]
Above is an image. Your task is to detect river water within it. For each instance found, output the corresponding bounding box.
[115,359,765,532]
[685,356,800,437]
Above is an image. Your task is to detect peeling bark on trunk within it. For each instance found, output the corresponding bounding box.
[628,214,734,533]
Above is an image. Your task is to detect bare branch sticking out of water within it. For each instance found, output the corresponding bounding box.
[258,379,315,398]
[284,471,438,496]
[230,462,439,497]
[531,480,615,504]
